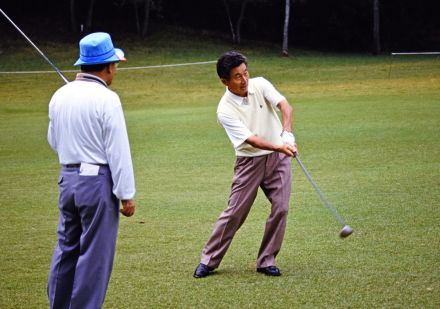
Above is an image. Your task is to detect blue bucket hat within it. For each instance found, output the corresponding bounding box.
[74,32,126,66]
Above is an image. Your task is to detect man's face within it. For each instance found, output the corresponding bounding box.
[222,62,249,97]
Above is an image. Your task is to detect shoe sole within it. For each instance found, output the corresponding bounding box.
[256,269,281,276]
[193,272,211,278]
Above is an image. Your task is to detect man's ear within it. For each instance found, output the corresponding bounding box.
[107,63,116,74]
[220,78,229,86]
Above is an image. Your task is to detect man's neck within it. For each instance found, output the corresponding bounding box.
[228,88,247,97]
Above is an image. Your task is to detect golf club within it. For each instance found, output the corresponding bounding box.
[295,155,353,238]
[1,8,69,84]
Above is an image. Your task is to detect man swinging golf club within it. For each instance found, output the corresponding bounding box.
[194,51,297,278]
[47,32,136,308]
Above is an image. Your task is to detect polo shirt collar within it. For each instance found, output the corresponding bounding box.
[76,73,108,88]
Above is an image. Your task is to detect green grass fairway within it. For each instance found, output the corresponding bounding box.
[0,31,439,308]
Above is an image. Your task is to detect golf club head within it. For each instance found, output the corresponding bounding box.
[339,225,353,238]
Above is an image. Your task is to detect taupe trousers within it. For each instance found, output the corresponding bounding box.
[201,151,292,269]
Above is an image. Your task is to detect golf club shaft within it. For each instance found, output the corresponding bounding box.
[1,8,69,84]
[295,155,346,226]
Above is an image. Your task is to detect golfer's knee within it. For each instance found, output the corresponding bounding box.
[273,205,289,218]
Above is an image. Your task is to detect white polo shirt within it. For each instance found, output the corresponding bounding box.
[217,77,286,151]
[48,73,135,200]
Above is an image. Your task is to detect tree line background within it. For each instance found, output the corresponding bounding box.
[1,0,439,53]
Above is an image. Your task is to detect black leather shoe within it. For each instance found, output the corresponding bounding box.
[257,266,281,276]
[193,263,214,278]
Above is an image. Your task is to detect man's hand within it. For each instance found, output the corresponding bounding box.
[277,143,298,157]
[121,199,136,217]
[280,131,298,157]
[246,134,298,157]
[281,130,295,146]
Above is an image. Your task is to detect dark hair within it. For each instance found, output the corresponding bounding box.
[80,62,112,73]
[216,51,247,80]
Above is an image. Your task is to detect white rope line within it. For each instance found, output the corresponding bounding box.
[0,60,217,75]
[391,52,440,56]
[118,60,216,70]
[0,69,76,74]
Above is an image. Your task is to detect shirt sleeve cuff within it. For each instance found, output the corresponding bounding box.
[233,132,253,148]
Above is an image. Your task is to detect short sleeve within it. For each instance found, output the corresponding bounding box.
[217,112,253,148]
[258,77,286,109]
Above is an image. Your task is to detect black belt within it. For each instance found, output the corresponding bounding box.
[64,164,81,168]
[63,163,108,168]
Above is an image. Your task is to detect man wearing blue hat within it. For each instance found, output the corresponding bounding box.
[47,32,136,309]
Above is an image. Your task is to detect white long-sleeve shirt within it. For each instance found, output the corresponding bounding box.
[48,73,135,200]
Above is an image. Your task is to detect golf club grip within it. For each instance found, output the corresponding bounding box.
[295,155,346,225]
[1,9,69,84]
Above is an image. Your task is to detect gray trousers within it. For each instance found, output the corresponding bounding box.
[48,165,119,309]
[201,152,292,269]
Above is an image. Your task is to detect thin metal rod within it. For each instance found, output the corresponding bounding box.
[391,52,440,56]
[295,155,346,226]
[1,8,69,84]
